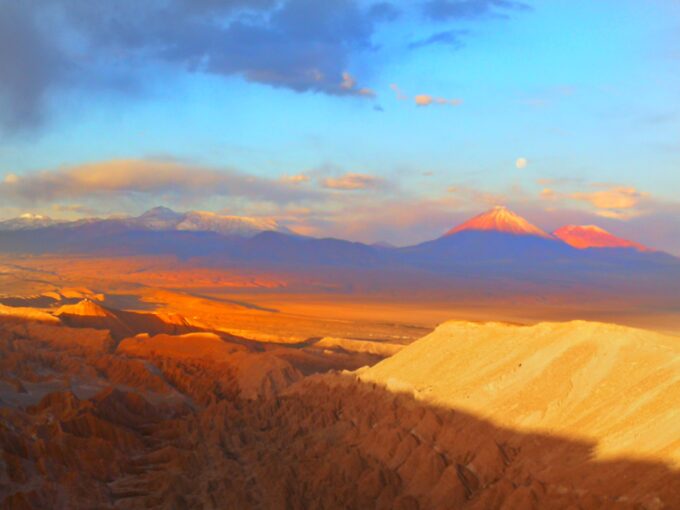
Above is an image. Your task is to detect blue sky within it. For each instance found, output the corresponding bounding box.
[0,0,679,251]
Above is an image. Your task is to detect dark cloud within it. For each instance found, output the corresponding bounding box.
[423,0,530,20]
[0,0,530,132]
[0,0,392,131]
[193,0,380,95]
[368,2,401,22]
[0,2,67,131]
[409,29,466,49]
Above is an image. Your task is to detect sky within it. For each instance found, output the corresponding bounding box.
[1,0,679,253]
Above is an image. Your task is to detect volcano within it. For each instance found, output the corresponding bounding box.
[444,205,553,239]
[553,225,651,251]
[405,206,572,267]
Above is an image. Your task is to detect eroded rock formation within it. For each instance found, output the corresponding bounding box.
[0,316,678,509]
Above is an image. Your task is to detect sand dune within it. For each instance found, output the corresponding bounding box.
[117,331,247,359]
[0,303,59,323]
[360,320,680,466]
[55,298,196,341]
[313,336,404,356]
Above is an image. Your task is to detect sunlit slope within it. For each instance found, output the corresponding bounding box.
[554,224,651,251]
[360,320,680,465]
[444,205,553,238]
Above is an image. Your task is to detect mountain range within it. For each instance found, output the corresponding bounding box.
[0,205,676,287]
[0,207,292,237]
[0,204,657,253]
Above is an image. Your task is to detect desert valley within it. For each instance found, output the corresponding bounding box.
[0,207,678,509]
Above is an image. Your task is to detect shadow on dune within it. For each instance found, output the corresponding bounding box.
[0,310,678,509]
[4,369,677,508]
[57,306,197,342]
[226,373,680,509]
[0,296,66,308]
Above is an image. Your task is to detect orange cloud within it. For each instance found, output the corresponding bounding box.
[569,186,645,210]
[280,174,310,184]
[415,94,462,107]
[340,72,355,90]
[540,188,557,200]
[322,173,380,191]
[340,72,374,97]
[538,183,649,220]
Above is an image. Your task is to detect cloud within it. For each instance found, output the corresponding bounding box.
[540,188,557,200]
[51,203,90,213]
[239,182,680,256]
[409,29,466,49]
[423,0,530,20]
[0,2,67,131]
[537,182,650,221]
[390,84,408,101]
[0,0,392,132]
[280,174,310,184]
[569,186,645,211]
[0,0,535,132]
[341,72,356,90]
[0,159,316,205]
[415,94,463,107]
[340,71,376,97]
[515,157,528,169]
[447,185,508,206]
[368,2,401,22]
[279,194,470,244]
[321,172,381,190]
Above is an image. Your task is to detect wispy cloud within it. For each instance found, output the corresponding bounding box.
[321,172,381,190]
[280,174,310,184]
[340,71,375,97]
[0,159,317,205]
[415,94,463,107]
[409,29,466,49]
[389,83,408,101]
[569,186,645,211]
[423,0,530,21]
[537,182,650,220]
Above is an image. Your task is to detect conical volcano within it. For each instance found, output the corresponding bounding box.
[444,206,553,239]
[553,225,651,251]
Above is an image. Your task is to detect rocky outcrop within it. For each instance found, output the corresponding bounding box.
[0,318,678,509]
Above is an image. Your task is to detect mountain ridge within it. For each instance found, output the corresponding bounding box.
[0,207,291,238]
[554,224,652,252]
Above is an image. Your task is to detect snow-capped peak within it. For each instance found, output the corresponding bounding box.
[444,206,553,239]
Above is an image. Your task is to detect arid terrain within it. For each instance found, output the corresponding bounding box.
[0,209,678,509]
[0,256,678,509]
